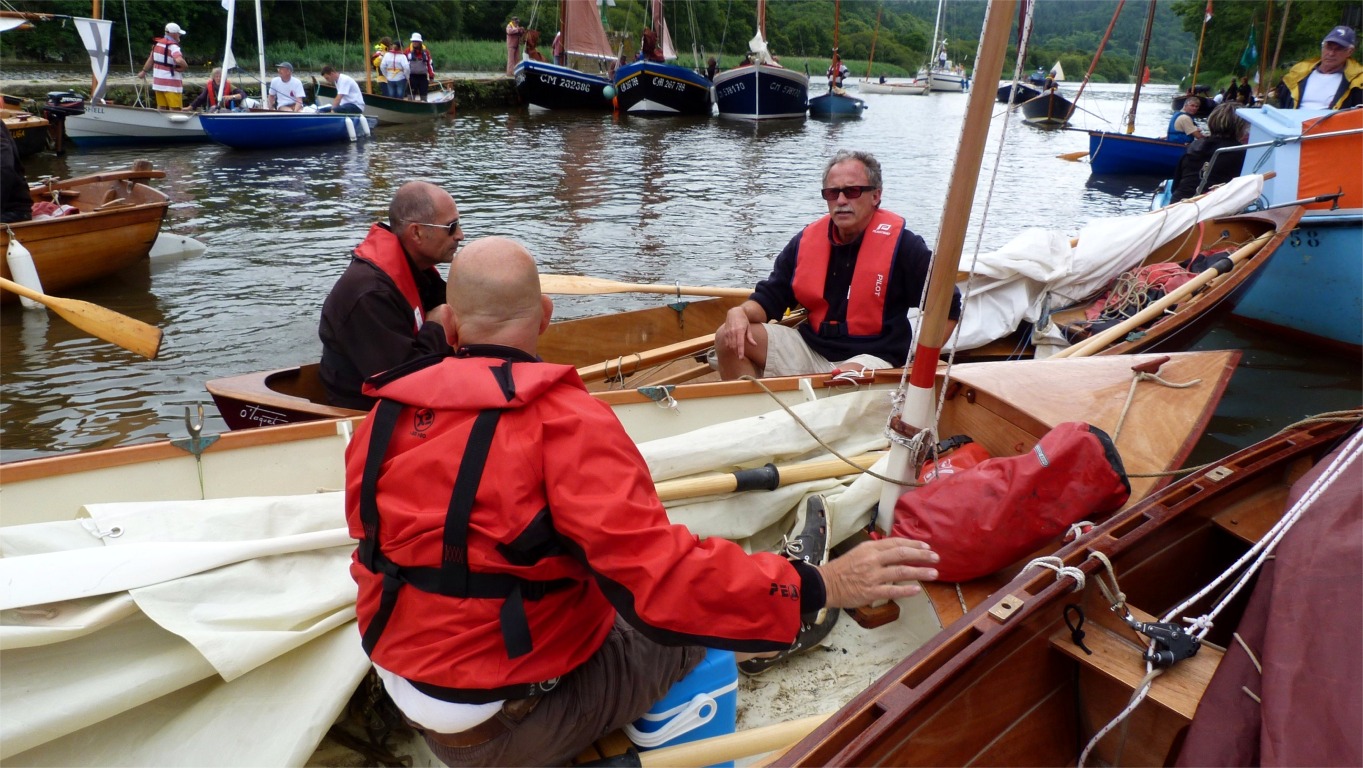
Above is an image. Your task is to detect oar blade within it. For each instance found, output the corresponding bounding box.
[47,298,164,359]
[1057,150,1089,161]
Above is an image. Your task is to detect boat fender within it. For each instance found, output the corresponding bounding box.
[345,117,357,142]
[358,115,371,138]
[891,422,1130,583]
[917,434,989,484]
[5,233,45,311]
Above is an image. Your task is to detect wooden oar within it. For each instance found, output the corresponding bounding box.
[0,276,163,359]
[637,712,831,768]
[540,274,751,298]
[655,453,881,502]
[1057,150,1089,161]
[1051,229,1278,359]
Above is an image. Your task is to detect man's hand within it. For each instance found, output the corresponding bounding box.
[818,538,939,608]
[719,305,758,361]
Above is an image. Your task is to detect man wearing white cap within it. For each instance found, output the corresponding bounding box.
[267,62,306,112]
[406,33,435,102]
[138,22,188,110]
[1281,26,1363,110]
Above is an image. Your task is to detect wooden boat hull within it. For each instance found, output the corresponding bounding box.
[1089,130,1188,176]
[808,92,867,117]
[514,60,615,110]
[198,112,377,149]
[1020,91,1074,125]
[0,173,169,301]
[775,413,1360,766]
[996,82,1040,103]
[315,82,456,123]
[962,208,1302,360]
[64,103,208,146]
[614,61,714,116]
[3,112,50,156]
[713,64,809,120]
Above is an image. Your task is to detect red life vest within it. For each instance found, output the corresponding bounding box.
[205,78,233,107]
[352,224,426,334]
[406,46,435,77]
[792,209,903,337]
[150,37,184,91]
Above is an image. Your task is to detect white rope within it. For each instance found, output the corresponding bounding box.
[1023,555,1086,592]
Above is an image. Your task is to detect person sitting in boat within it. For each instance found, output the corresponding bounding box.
[343,234,941,766]
[266,62,305,112]
[715,150,961,380]
[1171,102,1249,203]
[706,56,719,80]
[827,49,849,90]
[317,65,365,114]
[639,28,666,62]
[552,31,566,67]
[1,123,31,223]
[879,74,887,84]
[523,29,546,63]
[407,33,435,101]
[137,22,188,110]
[318,181,460,410]
[1280,26,1363,110]
[1043,70,1058,91]
[185,68,245,111]
[1166,97,1205,144]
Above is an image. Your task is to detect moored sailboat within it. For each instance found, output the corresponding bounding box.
[712,0,809,120]
[514,0,618,111]
[613,0,713,116]
[808,0,867,118]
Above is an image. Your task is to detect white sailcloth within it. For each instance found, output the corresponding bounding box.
[72,18,112,102]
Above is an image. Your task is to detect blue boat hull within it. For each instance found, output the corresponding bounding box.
[1232,213,1363,351]
[613,61,713,116]
[1088,131,1188,176]
[514,61,614,110]
[199,112,375,149]
[712,64,808,120]
[808,92,866,118]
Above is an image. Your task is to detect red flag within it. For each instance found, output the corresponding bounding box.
[1142,66,1151,84]
[1204,0,1213,23]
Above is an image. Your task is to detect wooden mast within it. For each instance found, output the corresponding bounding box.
[362,0,372,94]
[1270,0,1292,77]
[1190,0,1209,89]
[864,5,882,81]
[876,0,1020,521]
[1125,0,1156,135]
[1065,0,1124,121]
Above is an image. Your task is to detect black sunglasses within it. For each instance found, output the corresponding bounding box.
[820,185,876,201]
[412,219,461,236]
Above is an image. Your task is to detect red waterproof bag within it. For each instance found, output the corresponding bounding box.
[891,422,1130,582]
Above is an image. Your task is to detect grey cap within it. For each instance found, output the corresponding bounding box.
[275,62,293,70]
[1323,26,1357,48]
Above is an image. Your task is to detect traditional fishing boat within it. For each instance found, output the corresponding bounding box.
[1087,0,1189,176]
[773,411,1362,765]
[1229,105,1362,353]
[712,0,809,120]
[613,0,713,116]
[1019,89,1076,126]
[0,163,169,302]
[513,0,618,111]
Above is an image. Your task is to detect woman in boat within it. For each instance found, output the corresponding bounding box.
[185,68,245,111]
[1171,102,1248,202]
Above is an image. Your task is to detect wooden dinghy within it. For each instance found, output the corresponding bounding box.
[772,410,1362,767]
[0,349,1238,765]
[0,163,169,302]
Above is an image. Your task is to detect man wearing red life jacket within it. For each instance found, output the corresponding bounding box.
[345,236,940,766]
[716,149,961,379]
[319,181,460,410]
[137,22,188,110]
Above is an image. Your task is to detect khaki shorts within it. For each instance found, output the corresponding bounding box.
[763,324,891,377]
[422,617,704,767]
[154,91,183,110]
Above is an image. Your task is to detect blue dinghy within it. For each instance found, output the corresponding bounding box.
[808,89,867,118]
[198,112,378,150]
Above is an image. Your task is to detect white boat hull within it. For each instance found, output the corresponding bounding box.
[64,103,207,146]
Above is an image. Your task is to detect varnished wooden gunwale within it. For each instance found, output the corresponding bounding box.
[774,415,1358,766]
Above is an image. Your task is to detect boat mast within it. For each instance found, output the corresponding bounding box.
[1189,0,1208,89]
[865,5,882,80]
[929,0,944,69]
[1126,0,1156,135]
[757,0,765,39]
[1067,0,1124,121]
[362,0,372,94]
[253,0,266,97]
[877,0,1019,520]
[1270,0,1292,76]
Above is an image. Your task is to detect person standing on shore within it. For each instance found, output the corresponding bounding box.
[505,16,526,76]
[407,33,435,102]
[137,22,188,110]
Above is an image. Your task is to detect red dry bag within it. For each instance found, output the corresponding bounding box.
[891,422,1130,582]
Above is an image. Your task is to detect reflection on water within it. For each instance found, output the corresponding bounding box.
[2,83,1358,460]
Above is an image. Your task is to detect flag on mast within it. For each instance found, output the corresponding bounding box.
[1238,26,1259,72]
[1204,0,1213,23]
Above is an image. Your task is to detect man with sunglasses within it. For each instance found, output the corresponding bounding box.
[716,150,960,380]
[319,181,463,410]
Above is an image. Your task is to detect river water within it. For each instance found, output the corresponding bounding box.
[2,82,1358,462]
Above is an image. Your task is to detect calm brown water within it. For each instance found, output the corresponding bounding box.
[2,83,1358,461]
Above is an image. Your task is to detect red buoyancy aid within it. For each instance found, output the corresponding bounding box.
[205,78,233,107]
[792,209,904,337]
[150,37,184,91]
[352,224,427,334]
[346,353,805,701]
[891,422,1130,582]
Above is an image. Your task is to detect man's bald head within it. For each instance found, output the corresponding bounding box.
[447,237,552,351]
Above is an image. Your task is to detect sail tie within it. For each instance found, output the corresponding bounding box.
[1022,555,1086,592]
